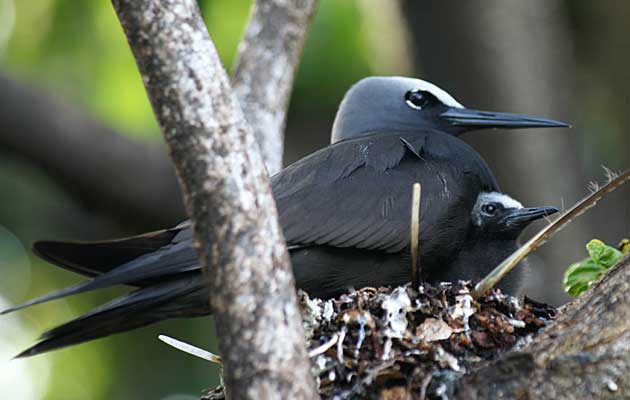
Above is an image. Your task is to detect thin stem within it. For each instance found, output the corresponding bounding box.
[411,183,422,288]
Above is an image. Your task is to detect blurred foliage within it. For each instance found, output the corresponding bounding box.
[563,239,627,297]
[2,0,371,140]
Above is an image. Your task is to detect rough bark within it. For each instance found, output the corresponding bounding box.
[0,74,184,228]
[232,0,319,174]
[455,254,630,399]
[110,1,318,399]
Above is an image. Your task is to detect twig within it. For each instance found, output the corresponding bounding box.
[232,0,319,174]
[158,335,222,364]
[411,183,422,288]
[473,169,630,298]
[308,333,339,358]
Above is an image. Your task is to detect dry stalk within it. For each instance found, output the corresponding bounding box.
[411,183,422,288]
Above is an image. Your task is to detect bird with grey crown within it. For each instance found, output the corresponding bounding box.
[3,76,565,357]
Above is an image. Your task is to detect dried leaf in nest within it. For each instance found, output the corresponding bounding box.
[416,318,453,342]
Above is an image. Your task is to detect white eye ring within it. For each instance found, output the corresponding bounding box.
[482,203,497,215]
[406,99,423,110]
[405,89,429,110]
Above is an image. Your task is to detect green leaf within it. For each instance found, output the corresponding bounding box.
[563,239,624,297]
[619,238,630,255]
[586,239,623,268]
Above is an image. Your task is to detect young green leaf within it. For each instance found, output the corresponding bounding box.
[563,239,623,297]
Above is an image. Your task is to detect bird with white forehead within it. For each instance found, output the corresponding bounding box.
[331,76,568,143]
[4,76,563,358]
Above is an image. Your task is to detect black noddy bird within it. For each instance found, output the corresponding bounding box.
[3,77,564,357]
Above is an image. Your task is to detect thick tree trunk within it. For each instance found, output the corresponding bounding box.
[456,254,630,399]
[110,1,318,398]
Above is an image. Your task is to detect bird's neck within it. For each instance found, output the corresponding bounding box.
[451,238,523,293]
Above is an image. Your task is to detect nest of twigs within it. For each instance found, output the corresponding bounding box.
[204,281,555,400]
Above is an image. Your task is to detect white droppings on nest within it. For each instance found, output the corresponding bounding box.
[381,287,412,338]
[323,300,334,321]
[508,296,522,311]
[508,318,526,328]
[382,337,393,361]
[435,345,461,372]
[315,355,327,370]
[353,313,371,358]
[300,291,336,339]
[379,287,413,360]
[450,293,476,334]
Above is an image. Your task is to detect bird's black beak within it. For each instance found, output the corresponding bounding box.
[440,107,569,130]
[503,206,559,227]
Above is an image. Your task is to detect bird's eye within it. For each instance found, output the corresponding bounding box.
[482,204,497,215]
[405,90,430,110]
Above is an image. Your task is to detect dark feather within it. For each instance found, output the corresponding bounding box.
[14,274,208,358]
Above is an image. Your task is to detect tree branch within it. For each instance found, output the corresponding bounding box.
[110,0,317,398]
[0,0,318,225]
[232,0,319,174]
[0,74,184,228]
[456,254,630,399]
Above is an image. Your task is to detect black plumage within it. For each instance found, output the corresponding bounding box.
[4,77,564,357]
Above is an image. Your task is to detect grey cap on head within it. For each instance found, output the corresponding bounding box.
[331,76,464,144]
[330,76,569,144]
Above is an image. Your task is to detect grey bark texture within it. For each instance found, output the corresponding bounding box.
[232,0,319,174]
[110,1,318,399]
[455,254,630,400]
[0,74,184,228]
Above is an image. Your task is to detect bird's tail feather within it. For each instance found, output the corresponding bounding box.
[32,226,182,278]
[15,275,208,358]
[1,229,196,315]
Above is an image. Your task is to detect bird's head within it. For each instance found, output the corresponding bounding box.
[470,191,559,240]
[331,76,569,143]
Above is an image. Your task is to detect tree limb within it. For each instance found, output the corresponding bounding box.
[232,0,319,174]
[0,74,185,228]
[110,0,318,398]
[456,254,630,399]
[0,0,318,224]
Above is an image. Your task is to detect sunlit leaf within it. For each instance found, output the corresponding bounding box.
[563,239,624,297]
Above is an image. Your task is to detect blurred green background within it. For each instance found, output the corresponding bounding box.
[0,0,628,399]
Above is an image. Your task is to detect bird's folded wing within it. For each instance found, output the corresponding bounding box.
[6,133,480,314]
[274,134,447,253]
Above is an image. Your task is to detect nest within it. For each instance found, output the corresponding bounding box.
[205,282,555,399]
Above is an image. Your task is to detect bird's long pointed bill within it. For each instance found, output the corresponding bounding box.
[504,206,559,226]
[440,108,569,129]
